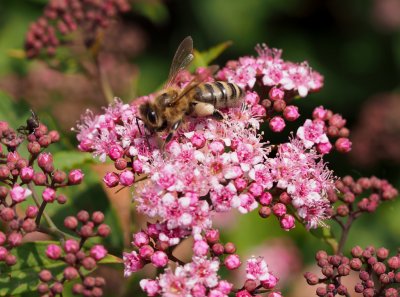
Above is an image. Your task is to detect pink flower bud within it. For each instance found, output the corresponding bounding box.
[33,172,46,185]
[7,152,20,163]
[20,166,34,182]
[64,267,78,280]
[68,169,84,185]
[133,159,144,173]
[234,178,248,191]
[139,279,160,297]
[280,214,295,231]
[64,239,80,253]
[317,142,333,154]
[133,232,149,247]
[209,141,225,155]
[10,185,32,203]
[191,133,206,148]
[90,245,107,261]
[259,192,273,206]
[7,232,22,247]
[283,105,300,121]
[272,203,287,217]
[269,116,286,132]
[46,244,62,259]
[251,104,266,117]
[103,172,119,187]
[64,216,78,229]
[193,240,209,256]
[245,91,260,105]
[269,87,285,101]
[119,170,134,186]
[151,251,168,267]
[37,152,53,169]
[335,138,352,153]
[42,187,56,202]
[1,207,15,221]
[108,145,124,160]
[248,183,263,197]
[313,106,328,120]
[205,229,220,244]
[224,254,241,270]
[139,245,154,260]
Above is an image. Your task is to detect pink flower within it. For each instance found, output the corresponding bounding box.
[140,279,160,296]
[68,169,84,185]
[269,87,285,101]
[246,256,270,281]
[42,187,56,202]
[123,251,144,277]
[224,254,241,270]
[108,144,124,160]
[103,172,119,187]
[20,167,34,182]
[313,106,328,120]
[64,239,80,253]
[119,170,134,186]
[296,119,329,148]
[269,116,286,132]
[335,137,352,153]
[132,232,149,247]
[261,273,279,289]
[235,290,252,297]
[317,142,333,155]
[151,251,168,268]
[10,185,32,203]
[280,214,295,231]
[193,240,209,256]
[46,244,62,259]
[37,152,53,168]
[90,245,108,261]
[283,105,300,121]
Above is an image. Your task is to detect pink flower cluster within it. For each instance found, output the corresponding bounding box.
[296,106,352,154]
[75,43,341,297]
[217,44,323,98]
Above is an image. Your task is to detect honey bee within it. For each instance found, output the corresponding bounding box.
[138,36,245,144]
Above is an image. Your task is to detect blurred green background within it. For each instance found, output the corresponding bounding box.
[0,0,399,296]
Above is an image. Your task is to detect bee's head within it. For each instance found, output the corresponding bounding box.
[139,102,166,131]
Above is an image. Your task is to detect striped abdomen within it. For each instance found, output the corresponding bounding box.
[190,81,244,108]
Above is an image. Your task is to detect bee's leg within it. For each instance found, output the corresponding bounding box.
[165,120,182,144]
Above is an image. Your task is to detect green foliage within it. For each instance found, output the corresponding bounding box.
[0,241,121,296]
[0,91,30,128]
[0,241,65,296]
[52,151,94,171]
[191,41,232,69]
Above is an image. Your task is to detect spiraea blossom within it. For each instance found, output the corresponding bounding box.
[76,43,343,297]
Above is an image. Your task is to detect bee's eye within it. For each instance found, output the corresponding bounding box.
[147,110,157,124]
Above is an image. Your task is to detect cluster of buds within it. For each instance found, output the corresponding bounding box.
[329,175,398,220]
[25,0,130,58]
[305,246,400,297]
[257,191,295,231]
[38,211,110,297]
[0,119,84,267]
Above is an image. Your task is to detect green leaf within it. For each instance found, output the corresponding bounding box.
[191,41,232,70]
[52,151,95,171]
[0,241,66,296]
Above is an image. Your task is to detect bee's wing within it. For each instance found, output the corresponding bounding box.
[164,36,194,88]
